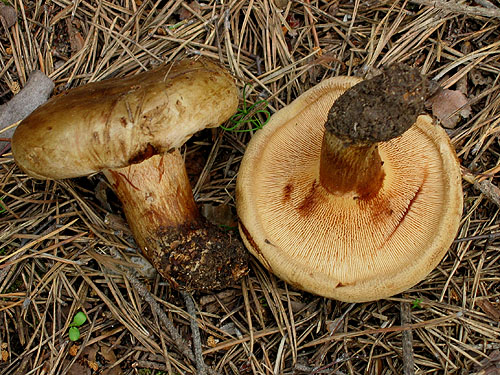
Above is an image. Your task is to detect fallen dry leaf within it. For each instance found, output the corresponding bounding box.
[66,360,91,375]
[1,349,8,362]
[207,335,219,348]
[88,360,99,371]
[428,89,471,128]
[178,1,201,20]
[477,299,500,321]
[65,18,85,53]
[82,344,99,362]
[474,350,500,375]
[68,344,80,357]
[99,343,123,375]
[99,343,117,363]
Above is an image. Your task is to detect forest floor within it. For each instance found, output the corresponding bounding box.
[1,0,500,374]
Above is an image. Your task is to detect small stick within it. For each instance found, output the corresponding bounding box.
[462,168,500,208]
[400,300,415,375]
[125,271,195,362]
[182,291,208,375]
[127,270,220,375]
[409,0,500,18]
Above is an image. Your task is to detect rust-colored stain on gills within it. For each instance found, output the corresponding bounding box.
[282,182,294,203]
[378,177,425,250]
[239,222,273,271]
[297,180,321,216]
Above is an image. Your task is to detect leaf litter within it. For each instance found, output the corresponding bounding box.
[1,0,500,374]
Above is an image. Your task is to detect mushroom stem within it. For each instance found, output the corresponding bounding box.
[103,151,200,240]
[319,132,384,199]
[318,64,435,199]
[103,151,248,291]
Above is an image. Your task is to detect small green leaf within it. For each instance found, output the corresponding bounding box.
[68,327,80,341]
[411,298,422,309]
[72,311,87,326]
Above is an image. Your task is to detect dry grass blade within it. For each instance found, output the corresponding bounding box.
[1,0,500,374]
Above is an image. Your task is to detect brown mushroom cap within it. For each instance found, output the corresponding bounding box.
[12,58,238,179]
[236,77,463,302]
[12,58,248,291]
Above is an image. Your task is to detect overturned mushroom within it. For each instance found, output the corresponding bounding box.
[236,65,462,302]
[12,58,248,291]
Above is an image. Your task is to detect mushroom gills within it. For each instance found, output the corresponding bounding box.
[236,69,462,302]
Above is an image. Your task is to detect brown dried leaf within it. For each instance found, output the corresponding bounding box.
[428,89,471,128]
[477,299,500,321]
[82,344,98,362]
[88,360,99,371]
[1,349,9,362]
[65,18,85,53]
[99,343,117,363]
[207,335,219,347]
[66,360,91,375]
[99,343,123,375]
[474,350,500,375]
[68,344,79,357]
[201,204,237,227]
[0,3,17,28]
[178,1,201,20]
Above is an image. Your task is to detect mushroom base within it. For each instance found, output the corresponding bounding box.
[149,222,248,291]
[104,151,248,291]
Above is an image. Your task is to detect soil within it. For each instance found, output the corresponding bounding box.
[327,64,438,144]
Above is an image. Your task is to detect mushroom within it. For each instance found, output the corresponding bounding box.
[236,65,462,302]
[12,57,248,291]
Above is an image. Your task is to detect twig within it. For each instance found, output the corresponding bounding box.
[409,0,500,18]
[400,300,415,375]
[182,291,208,375]
[126,271,220,375]
[0,70,54,151]
[462,168,500,208]
[125,271,194,362]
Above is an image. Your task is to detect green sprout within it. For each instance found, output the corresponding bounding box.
[411,298,422,309]
[221,84,270,132]
[68,311,87,341]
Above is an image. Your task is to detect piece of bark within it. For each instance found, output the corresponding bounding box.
[0,70,54,151]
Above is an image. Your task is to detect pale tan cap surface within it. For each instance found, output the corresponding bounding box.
[236,77,463,302]
[12,58,238,179]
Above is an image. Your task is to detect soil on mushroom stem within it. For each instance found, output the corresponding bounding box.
[328,65,437,144]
